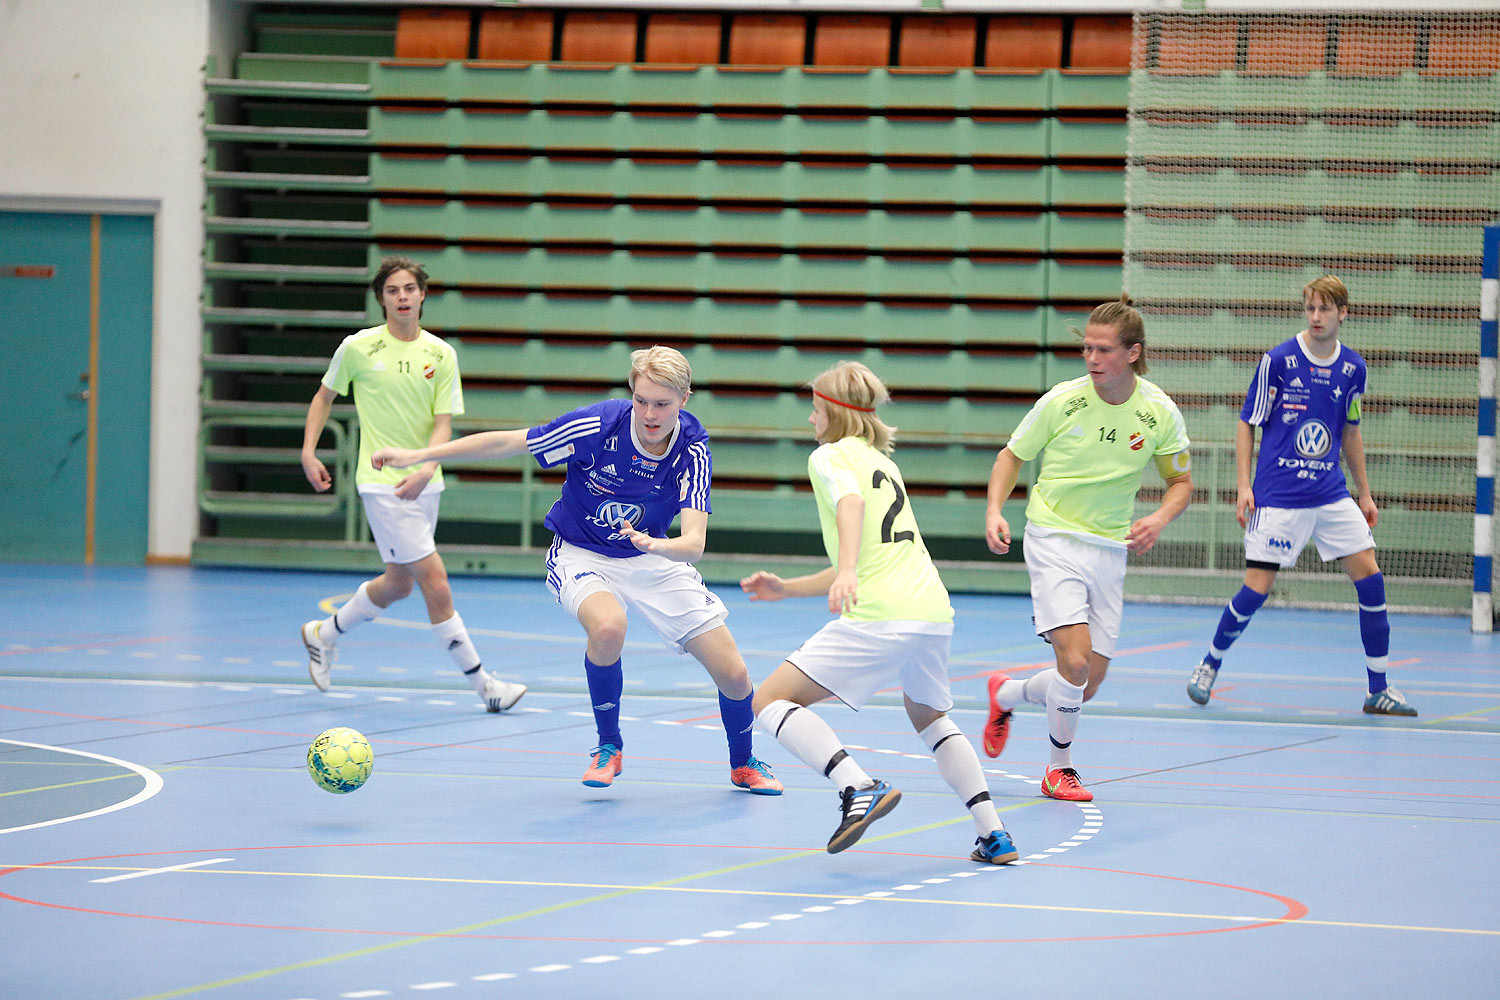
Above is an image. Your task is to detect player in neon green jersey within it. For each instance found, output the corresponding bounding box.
[981,300,1193,802]
[742,361,1019,863]
[297,256,525,713]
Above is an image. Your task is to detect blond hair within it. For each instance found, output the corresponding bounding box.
[1075,298,1148,374]
[628,346,692,398]
[1303,275,1349,311]
[810,361,897,455]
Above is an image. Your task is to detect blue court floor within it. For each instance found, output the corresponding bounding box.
[1,563,1497,1000]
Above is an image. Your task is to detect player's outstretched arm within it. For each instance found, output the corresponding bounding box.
[619,507,708,563]
[393,413,451,501]
[301,385,338,492]
[985,447,1024,554]
[1342,423,1379,528]
[1234,420,1257,528]
[1127,452,1193,555]
[741,566,838,602]
[827,493,864,615]
[371,428,530,471]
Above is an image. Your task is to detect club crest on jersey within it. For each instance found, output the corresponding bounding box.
[1342,361,1357,376]
[604,436,618,450]
[1294,419,1333,459]
[1128,431,1145,451]
[422,363,435,380]
[592,500,643,530]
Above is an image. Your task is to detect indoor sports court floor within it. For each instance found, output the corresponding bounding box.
[2,563,1497,999]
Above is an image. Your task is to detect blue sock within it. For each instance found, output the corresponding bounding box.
[1205,585,1268,670]
[719,690,755,769]
[584,656,623,749]
[1354,573,1391,693]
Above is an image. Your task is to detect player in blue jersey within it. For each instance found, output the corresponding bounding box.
[370,346,785,793]
[1186,276,1416,716]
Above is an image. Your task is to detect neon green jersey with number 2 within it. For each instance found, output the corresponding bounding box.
[807,436,954,625]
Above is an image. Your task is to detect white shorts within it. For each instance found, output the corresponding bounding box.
[545,537,728,654]
[1023,527,1126,659]
[1244,498,1376,566]
[360,488,441,566]
[787,617,955,712]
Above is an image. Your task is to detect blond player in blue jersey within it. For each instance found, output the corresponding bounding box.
[742,361,1020,863]
[297,256,526,713]
[982,300,1192,802]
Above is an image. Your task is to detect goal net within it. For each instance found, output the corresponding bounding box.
[1123,8,1500,613]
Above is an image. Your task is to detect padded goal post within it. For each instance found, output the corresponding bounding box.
[1123,8,1500,614]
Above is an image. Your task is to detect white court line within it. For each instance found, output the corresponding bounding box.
[0,739,164,836]
[92,857,234,884]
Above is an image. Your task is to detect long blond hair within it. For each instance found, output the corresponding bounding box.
[810,361,896,455]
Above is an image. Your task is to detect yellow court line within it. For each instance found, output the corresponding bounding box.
[1422,703,1500,726]
[0,770,168,799]
[6,860,1488,944]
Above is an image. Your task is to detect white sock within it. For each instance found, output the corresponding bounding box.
[432,612,489,693]
[757,699,872,790]
[919,716,1004,836]
[1045,672,1086,771]
[996,670,1051,710]
[324,581,381,640]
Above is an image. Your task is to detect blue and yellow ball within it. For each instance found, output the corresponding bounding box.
[307,726,373,794]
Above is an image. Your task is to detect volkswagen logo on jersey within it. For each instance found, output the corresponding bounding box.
[1294,419,1332,459]
[594,500,644,529]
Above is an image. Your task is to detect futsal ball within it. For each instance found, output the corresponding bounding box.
[307,726,373,794]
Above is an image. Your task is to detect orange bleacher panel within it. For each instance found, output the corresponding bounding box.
[1245,16,1326,75]
[560,12,638,65]
[394,8,472,60]
[1334,18,1417,76]
[1424,15,1500,75]
[1069,15,1132,71]
[728,14,806,67]
[813,15,891,68]
[476,10,554,63]
[984,16,1062,70]
[644,13,722,65]
[898,15,977,69]
[1151,14,1238,75]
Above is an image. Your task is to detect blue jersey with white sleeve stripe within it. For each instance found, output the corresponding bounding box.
[525,399,713,557]
[1240,333,1366,509]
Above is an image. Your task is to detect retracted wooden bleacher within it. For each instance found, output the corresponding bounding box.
[197,6,1134,588]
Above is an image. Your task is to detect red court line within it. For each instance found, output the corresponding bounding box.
[0,844,1308,946]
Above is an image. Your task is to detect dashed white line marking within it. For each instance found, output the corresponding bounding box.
[472,973,515,982]
[626,947,662,955]
[701,929,736,937]
[530,964,570,972]
[737,921,770,929]
[580,955,620,964]
[409,982,455,991]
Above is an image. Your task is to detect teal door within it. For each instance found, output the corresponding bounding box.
[0,210,153,563]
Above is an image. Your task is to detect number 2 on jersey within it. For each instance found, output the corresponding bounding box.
[872,470,915,544]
